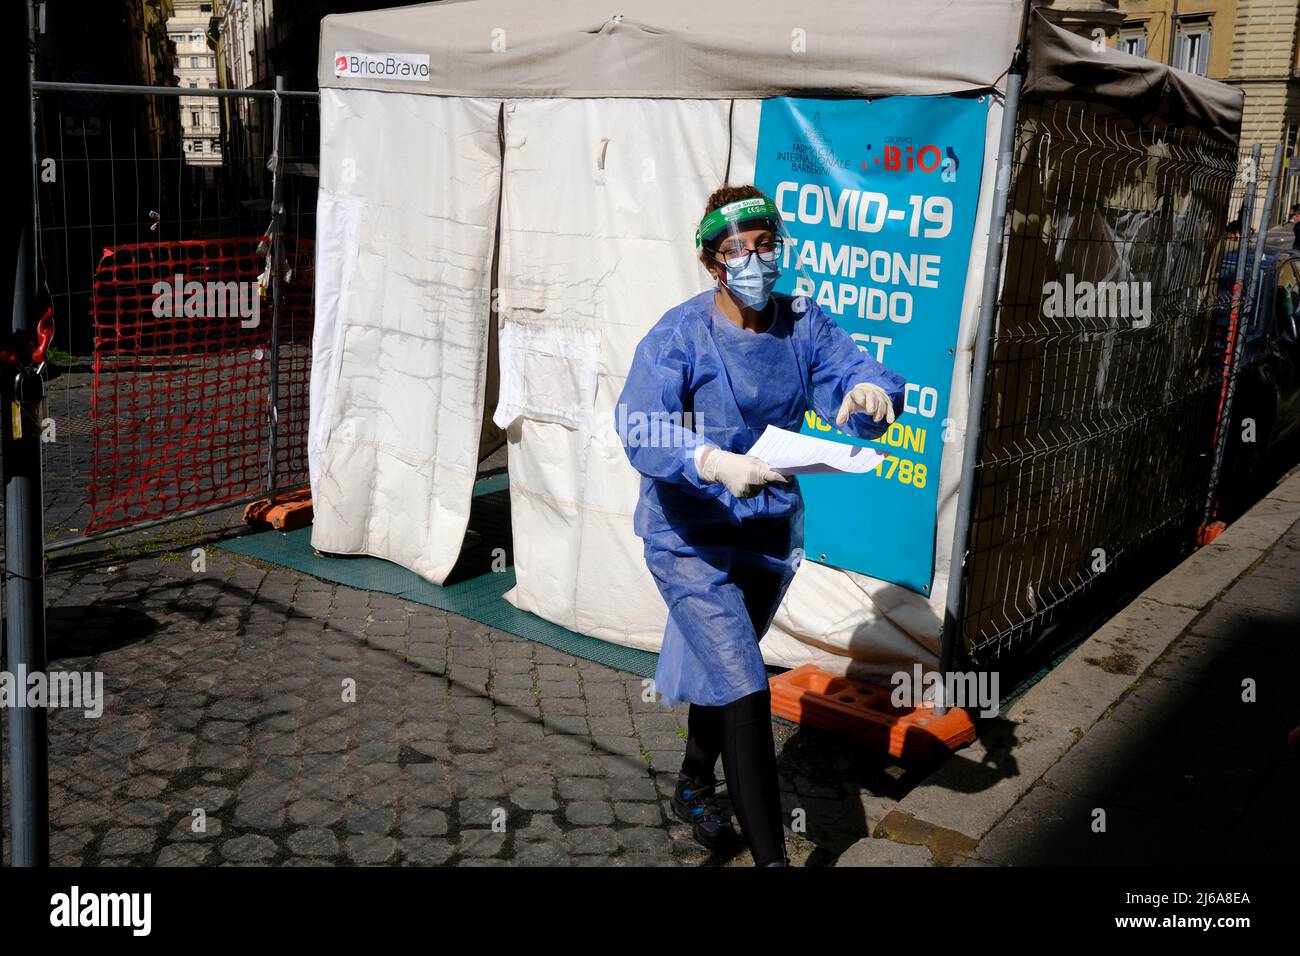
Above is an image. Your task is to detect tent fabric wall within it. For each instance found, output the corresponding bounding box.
[1023,11,1242,145]
[309,90,503,584]
[495,98,732,652]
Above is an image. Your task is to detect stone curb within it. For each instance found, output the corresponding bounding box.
[844,469,1300,864]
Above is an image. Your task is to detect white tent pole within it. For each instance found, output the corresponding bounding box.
[934,5,1031,715]
[266,75,286,495]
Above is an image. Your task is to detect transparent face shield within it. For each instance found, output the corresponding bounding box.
[695,196,814,308]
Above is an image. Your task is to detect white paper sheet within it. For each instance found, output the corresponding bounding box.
[746,424,887,476]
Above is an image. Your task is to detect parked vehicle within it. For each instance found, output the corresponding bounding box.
[1216,239,1300,513]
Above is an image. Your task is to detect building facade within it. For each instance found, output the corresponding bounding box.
[168,0,222,167]
[1111,1,1239,78]
[1114,0,1300,222]
[1037,0,1126,38]
[1226,0,1300,159]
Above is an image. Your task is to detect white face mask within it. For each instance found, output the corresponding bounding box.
[720,253,781,310]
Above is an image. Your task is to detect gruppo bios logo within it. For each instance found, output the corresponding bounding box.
[864,138,961,182]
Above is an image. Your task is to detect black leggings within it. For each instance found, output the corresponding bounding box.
[682,687,786,865]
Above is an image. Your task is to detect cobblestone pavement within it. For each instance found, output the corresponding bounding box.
[2,369,925,866]
[31,366,98,543]
[0,538,925,867]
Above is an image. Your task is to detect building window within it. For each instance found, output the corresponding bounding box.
[1176,23,1210,76]
[191,111,200,126]
[194,141,204,153]
[1119,27,1147,58]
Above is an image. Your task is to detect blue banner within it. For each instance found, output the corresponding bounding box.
[754,95,988,595]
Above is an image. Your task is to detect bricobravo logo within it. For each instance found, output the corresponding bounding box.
[333,51,430,81]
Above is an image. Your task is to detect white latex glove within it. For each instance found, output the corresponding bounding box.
[836,382,896,427]
[696,446,790,499]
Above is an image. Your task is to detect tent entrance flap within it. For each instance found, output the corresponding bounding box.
[479,311,506,464]
[480,112,507,466]
[308,89,503,586]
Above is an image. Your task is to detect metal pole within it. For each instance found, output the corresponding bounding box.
[1167,0,1181,66]
[1202,143,1262,527]
[4,0,50,866]
[32,79,318,100]
[266,75,285,494]
[934,23,1029,714]
[1284,167,1297,234]
[1245,144,1284,327]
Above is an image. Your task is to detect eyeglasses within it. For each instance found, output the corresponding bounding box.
[709,237,784,271]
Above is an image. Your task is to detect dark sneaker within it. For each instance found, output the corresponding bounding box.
[672,772,738,852]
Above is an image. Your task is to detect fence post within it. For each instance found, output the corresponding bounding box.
[1202,143,1262,531]
[1285,164,1298,230]
[4,0,50,866]
[1245,144,1285,328]
[933,33,1027,715]
[266,75,285,494]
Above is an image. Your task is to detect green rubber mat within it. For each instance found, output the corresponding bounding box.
[467,473,509,496]
[216,485,658,679]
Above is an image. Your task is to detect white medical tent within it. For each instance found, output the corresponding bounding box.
[308,0,1022,682]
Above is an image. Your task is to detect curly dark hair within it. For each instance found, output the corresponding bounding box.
[702,183,770,216]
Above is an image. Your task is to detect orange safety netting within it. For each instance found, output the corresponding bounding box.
[87,236,314,533]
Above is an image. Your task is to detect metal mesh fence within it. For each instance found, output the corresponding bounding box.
[85,234,314,531]
[1228,143,1297,234]
[960,99,1241,664]
[1281,166,1300,231]
[31,85,318,545]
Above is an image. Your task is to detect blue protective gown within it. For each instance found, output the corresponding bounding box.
[617,290,907,707]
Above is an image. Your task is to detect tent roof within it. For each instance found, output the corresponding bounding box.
[1023,12,1243,144]
[319,0,1025,99]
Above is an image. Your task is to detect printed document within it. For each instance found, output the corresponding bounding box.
[746,425,887,476]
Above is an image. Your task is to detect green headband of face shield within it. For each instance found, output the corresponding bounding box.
[694,196,783,250]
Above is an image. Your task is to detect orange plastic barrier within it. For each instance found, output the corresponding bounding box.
[769,664,977,760]
[87,236,315,533]
[1196,521,1226,546]
[244,488,314,532]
